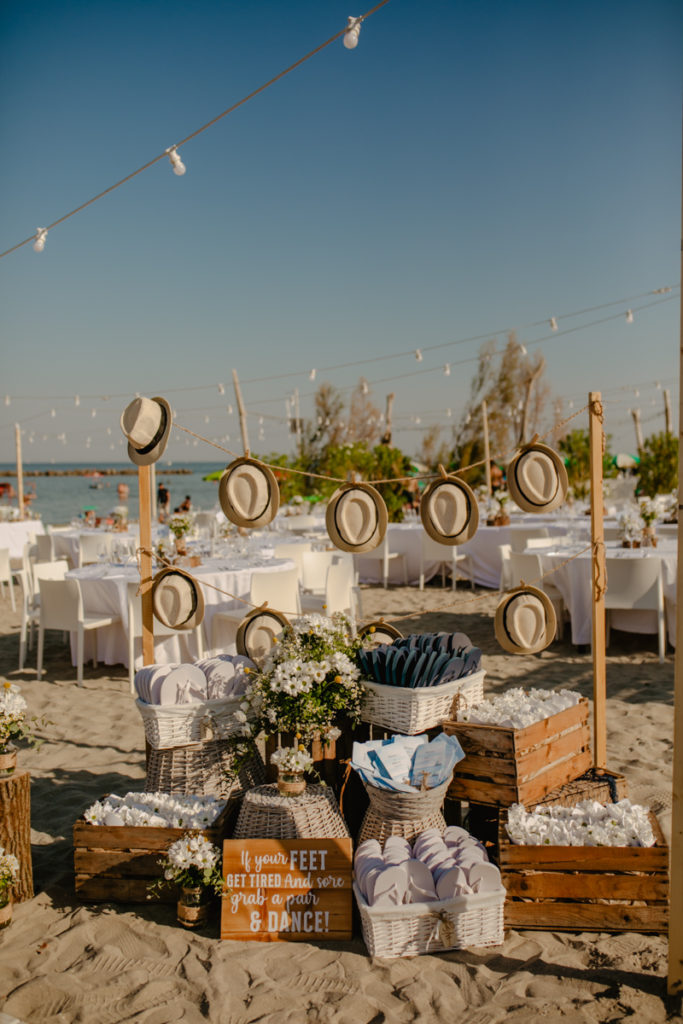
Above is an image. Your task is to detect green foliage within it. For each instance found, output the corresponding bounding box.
[558,429,616,500]
[636,432,678,497]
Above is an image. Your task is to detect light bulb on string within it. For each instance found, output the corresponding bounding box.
[166,147,186,176]
[33,228,47,253]
[446,408,452,418]
[74,395,80,406]
[91,409,96,417]
[4,396,9,407]
[443,363,451,376]
[227,404,233,415]
[218,383,225,395]
[549,317,558,331]
[50,409,56,418]
[519,344,527,355]
[343,16,362,49]
[309,368,316,381]
[415,349,423,362]
[626,310,634,324]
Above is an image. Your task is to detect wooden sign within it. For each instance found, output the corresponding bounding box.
[220,838,353,942]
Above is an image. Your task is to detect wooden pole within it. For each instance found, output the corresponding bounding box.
[588,391,607,771]
[667,139,683,994]
[232,369,250,456]
[15,424,24,521]
[137,465,154,666]
[518,357,545,445]
[664,388,673,435]
[294,388,302,457]
[631,407,644,451]
[381,393,394,445]
[482,401,492,496]
[0,771,33,902]
[150,462,156,522]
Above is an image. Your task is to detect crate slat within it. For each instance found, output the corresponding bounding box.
[504,871,668,901]
[504,902,669,933]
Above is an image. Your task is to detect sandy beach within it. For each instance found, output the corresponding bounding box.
[0,581,679,1024]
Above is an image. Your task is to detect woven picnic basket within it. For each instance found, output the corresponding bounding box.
[353,883,505,957]
[233,783,350,840]
[136,696,245,750]
[360,670,485,735]
[357,776,451,844]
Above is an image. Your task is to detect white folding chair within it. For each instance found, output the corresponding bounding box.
[273,542,312,582]
[78,533,113,567]
[603,557,666,662]
[508,551,566,640]
[126,582,204,693]
[300,560,357,629]
[210,567,302,653]
[360,536,408,589]
[19,559,70,669]
[300,550,336,595]
[508,527,550,553]
[0,548,16,611]
[418,534,474,591]
[285,515,319,534]
[498,543,513,592]
[36,534,55,562]
[37,577,121,686]
[526,536,568,550]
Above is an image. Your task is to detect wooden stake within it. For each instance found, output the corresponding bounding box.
[631,407,644,451]
[149,461,156,523]
[137,464,154,666]
[15,423,24,521]
[667,147,683,994]
[588,391,607,771]
[0,770,33,901]
[664,388,673,435]
[381,393,394,445]
[294,388,302,456]
[232,369,250,456]
[518,357,545,445]
[482,400,492,496]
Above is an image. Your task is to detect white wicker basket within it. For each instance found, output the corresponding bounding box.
[136,697,245,750]
[360,670,485,735]
[354,881,505,958]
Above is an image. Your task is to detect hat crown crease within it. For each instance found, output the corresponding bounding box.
[229,469,269,520]
[507,595,545,648]
[431,485,467,537]
[338,492,377,546]
[518,451,558,504]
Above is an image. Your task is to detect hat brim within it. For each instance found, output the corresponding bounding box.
[494,585,556,654]
[357,620,403,646]
[218,457,280,529]
[125,397,173,467]
[420,476,479,545]
[236,607,290,662]
[326,483,388,553]
[507,443,568,514]
[151,567,205,631]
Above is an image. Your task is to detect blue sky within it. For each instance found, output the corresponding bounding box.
[1,0,681,465]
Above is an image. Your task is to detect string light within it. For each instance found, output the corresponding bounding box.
[50,409,56,417]
[166,147,186,176]
[4,396,9,407]
[74,395,80,406]
[91,409,97,417]
[33,228,47,253]
[309,369,316,381]
[519,344,527,355]
[443,363,451,376]
[227,404,233,415]
[343,16,362,49]
[218,383,225,395]
[446,408,452,417]
[415,349,423,362]
[549,317,558,331]
[626,309,634,324]
[361,379,369,395]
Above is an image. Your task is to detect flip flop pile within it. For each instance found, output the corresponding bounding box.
[354,827,502,907]
[357,632,481,689]
[134,654,256,705]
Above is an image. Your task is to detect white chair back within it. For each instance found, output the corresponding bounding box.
[273,542,312,580]
[251,567,301,616]
[508,551,544,589]
[0,548,11,580]
[36,534,55,561]
[301,551,336,592]
[526,536,567,550]
[78,533,113,567]
[194,512,218,538]
[286,515,319,534]
[603,558,663,611]
[39,577,82,631]
[32,559,69,593]
[509,527,550,553]
[322,561,355,619]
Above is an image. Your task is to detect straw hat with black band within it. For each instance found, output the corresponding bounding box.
[120,396,172,466]
[507,439,568,515]
[219,457,280,529]
[236,606,290,663]
[420,468,479,545]
[326,482,388,554]
[494,584,556,655]
[151,567,205,631]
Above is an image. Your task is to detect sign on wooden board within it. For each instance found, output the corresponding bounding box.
[220,838,353,942]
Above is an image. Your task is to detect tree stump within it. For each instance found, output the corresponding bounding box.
[0,770,34,902]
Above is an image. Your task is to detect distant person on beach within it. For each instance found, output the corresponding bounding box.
[117,482,129,502]
[174,495,192,514]
[490,462,505,491]
[157,482,170,521]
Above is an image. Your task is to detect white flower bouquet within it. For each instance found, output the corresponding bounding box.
[167,514,193,540]
[638,497,658,526]
[0,681,45,753]
[270,746,314,774]
[0,846,19,908]
[617,509,644,543]
[150,832,224,898]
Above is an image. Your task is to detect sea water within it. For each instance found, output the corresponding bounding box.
[0,462,223,526]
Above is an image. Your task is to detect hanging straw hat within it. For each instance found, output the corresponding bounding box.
[420,469,479,545]
[218,457,280,529]
[494,584,556,654]
[151,567,205,630]
[236,606,290,663]
[120,396,172,466]
[326,482,388,553]
[507,440,568,514]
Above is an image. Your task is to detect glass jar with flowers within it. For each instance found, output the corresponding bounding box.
[0,681,44,775]
[231,614,363,793]
[149,831,224,928]
[618,510,644,549]
[638,497,659,547]
[271,746,314,796]
[167,514,193,557]
[487,490,511,526]
[0,846,19,929]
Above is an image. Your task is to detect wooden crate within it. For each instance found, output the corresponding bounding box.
[498,812,669,933]
[73,802,232,903]
[443,698,592,808]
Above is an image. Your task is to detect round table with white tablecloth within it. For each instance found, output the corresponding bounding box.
[65,555,296,669]
[0,519,45,562]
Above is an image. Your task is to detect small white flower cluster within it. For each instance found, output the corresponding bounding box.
[0,845,20,887]
[0,682,28,735]
[638,496,659,526]
[506,799,656,847]
[270,746,313,773]
[83,792,225,828]
[290,614,344,640]
[660,491,677,522]
[165,833,220,874]
[618,509,645,542]
[457,687,580,729]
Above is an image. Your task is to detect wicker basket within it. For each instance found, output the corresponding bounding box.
[234,784,350,840]
[360,670,485,735]
[358,777,451,844]
[136,697,245,750]
[354,882,505,957]
[145,741,265,798]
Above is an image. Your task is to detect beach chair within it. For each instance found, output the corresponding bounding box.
[418,534,474,592]
[37,577,121,686]
[0,548,16,611]
[18,560,70,670]
[603,557,665,663]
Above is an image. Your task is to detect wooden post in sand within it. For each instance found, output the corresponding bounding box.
[380,393,394,445]
[664,388,673,435]
[15,423,24,521]
[667,168,683,994]
[232,369,250,455]
[482,401,492,497]
[137,465,154,666]
[588,391,607,770]
[0,771,33,902]
[630,407,644,451]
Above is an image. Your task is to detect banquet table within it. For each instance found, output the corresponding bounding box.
[51,526,141,567]
[0,519,45,561]
[355,516,589,588]
[532,538,677,647]
[65,554,296,669]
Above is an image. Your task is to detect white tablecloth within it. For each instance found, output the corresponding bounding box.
[0,519,45,560]
[52,526,140,567]
[66,555,296,669]
[537,539,677,646]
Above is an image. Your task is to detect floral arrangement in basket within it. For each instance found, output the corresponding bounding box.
[232,614,363,782]
[0,681,46,764]
[0,846,19,912]
[149,831,225,925]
